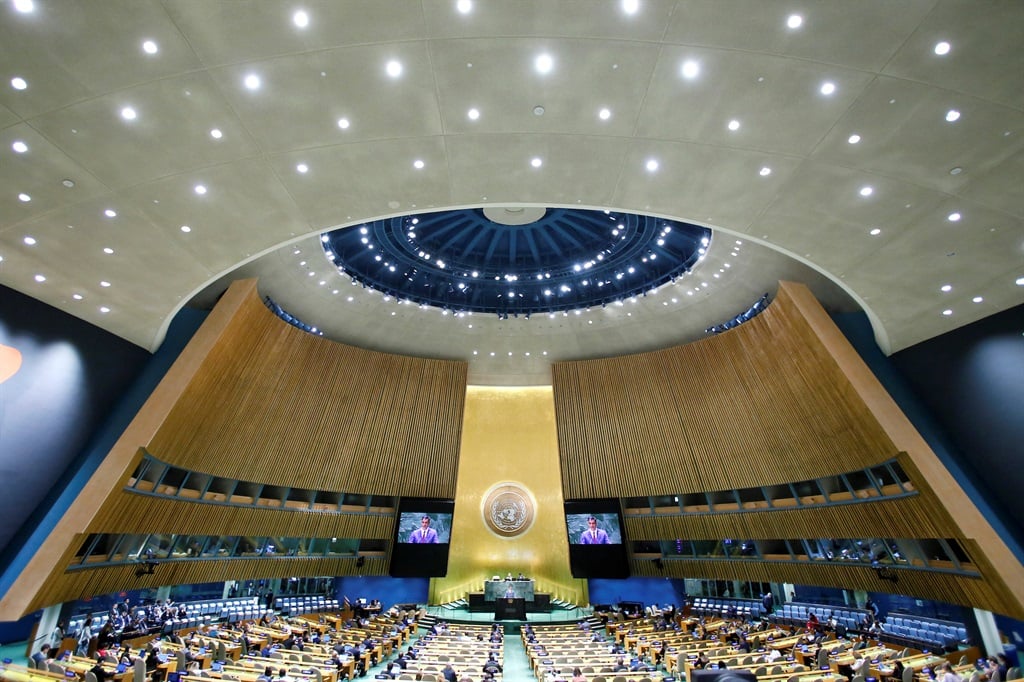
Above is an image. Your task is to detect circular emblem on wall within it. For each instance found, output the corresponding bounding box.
[482,482,536,538]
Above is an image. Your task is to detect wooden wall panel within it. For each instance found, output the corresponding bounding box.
[553,282,1024,620]
[3,279,468,619]
[628,558,1006,615]
[28,556,388,613]
[553,285,897,499]
[147,289,466,498]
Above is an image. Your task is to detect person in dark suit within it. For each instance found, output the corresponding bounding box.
[579,516,610,544]
[409,516,438,543]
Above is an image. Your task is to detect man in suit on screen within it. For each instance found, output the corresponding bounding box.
[409,515,439,543]
[579,516,610,544]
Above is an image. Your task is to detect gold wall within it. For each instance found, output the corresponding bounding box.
[431,386,587,606]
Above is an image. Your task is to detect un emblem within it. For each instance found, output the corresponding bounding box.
[482,482,536,538]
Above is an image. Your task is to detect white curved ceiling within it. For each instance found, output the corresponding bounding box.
[1,1,1021,385]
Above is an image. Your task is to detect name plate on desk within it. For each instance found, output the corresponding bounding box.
[484,579,534,601]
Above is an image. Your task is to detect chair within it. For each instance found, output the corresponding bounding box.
[592,676,606,682]
[613,676,627,682]
[772,665,785,675]
[48,663,66,675]
[902,665,915,682]
[84,673,98,682]
[754,667,767,676]
[134,657,146,682]
[816,649,830,667]
[1007,668,1021,681]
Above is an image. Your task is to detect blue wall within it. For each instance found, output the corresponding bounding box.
[334,576,430,610]
[588,577,686,608]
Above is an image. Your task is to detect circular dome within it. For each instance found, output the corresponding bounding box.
[322,208,712,318]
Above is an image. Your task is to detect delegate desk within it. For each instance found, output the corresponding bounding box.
[484,580,534,601]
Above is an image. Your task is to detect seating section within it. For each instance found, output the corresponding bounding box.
[772,603,869,632]
[884,615,967,649]
[68,596,341,638]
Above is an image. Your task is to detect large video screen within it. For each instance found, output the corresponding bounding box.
[564,499,629,578]
[396,511,453,544]
[566,512,623,545]
[389,497,454,577]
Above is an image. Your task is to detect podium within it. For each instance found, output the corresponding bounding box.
[494,597,526,620]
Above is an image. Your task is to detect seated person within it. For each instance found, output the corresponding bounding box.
[31,644,52,669]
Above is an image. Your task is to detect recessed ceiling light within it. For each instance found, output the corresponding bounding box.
[12,141,28,153]
[947,212,961,222]
[142,40,158,54]
[104,209,117,217]
[535,54,553,74]
[622,0,639,14]
[934,41,951,56]
[13,0,33,13]
[194,184,207,195]
[681,60,700,79]
[120,106,137,120]
[972,296,983,303]
[787,14,803,29]
[859,186,873,197]
[456,0,472,13]
[727,119,740,131]
[870,228,881,235]
[942,309,953,316]
[210,128,223,139]
[533,105,545,116]
[292,10,309,28]
[1016,277,1024,286]
[759,167,771,176]
[61,178,75,188]
[72,294,83,300]
[18,192,30,202]
[386,60,403,78]
[940,284,952,292]
[244,73,261,90]
[23,236,36,245]
[945,109,960,122]
[100,281,111,287]
[34,274,45,282]
[531,157,543,168]
[645,159,659,172]
[413,159,425,169]
[467,107,480,120]
[11,77,27,90]
[847,133,861,144]
[949,166,963,175]
[180,225,191,233]
[103,247,114,254]
[820,81,836,95]
[337,117,350,129]
[99,306,110,314]
[598,108,611,120]
[296,163,309,173]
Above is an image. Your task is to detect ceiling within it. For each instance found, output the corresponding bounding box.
[1,0,1021,385]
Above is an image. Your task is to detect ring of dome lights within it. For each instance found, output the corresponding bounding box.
[321,208,712,318]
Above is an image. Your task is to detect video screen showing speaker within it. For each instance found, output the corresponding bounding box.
[565,498,629,578]
[389,497,454,577]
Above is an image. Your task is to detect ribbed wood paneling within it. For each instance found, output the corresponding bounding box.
[628,558,1006,615]
[626,495,945,542]
[89,493,396,538]
[553,283,1024,620]
[553,285,896,499]
[147,290,467,498]
[10,279,467,617]
[27,556,388,613]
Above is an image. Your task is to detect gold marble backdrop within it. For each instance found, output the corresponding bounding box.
[429,386,587,606]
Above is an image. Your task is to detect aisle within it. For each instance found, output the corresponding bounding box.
[499,630,536,682]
